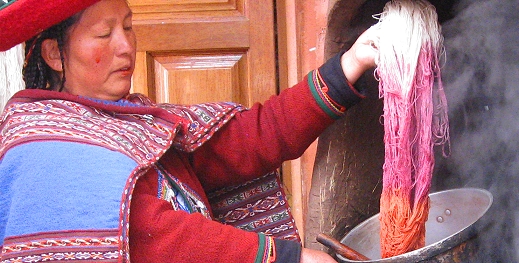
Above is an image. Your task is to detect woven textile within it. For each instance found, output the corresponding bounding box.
[208,171,301,242]
[0,90,246,262]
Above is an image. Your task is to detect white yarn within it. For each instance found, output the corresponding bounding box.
[0,44,25,111]
[375,0,443,98]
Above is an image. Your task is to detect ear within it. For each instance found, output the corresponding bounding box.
[41,39,63,71]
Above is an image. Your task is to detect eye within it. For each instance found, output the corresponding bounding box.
[98,31,112,38]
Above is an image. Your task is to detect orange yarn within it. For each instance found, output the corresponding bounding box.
[380,190,430,256]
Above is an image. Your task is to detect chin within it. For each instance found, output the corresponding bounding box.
[102,91,130,102]
[113,86,131,100]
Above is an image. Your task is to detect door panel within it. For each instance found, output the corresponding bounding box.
[128,0,275,108]
[152,53,245,104]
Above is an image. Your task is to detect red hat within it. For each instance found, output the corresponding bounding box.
[0,0,100,52]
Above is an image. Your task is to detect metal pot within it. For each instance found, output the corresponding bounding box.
[337,188,493,263]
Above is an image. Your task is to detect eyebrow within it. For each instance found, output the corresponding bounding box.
[104,10,133,26]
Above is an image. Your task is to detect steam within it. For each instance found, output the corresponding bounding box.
[437,0,519,261]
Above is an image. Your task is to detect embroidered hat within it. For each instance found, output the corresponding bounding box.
[0,0,101,52]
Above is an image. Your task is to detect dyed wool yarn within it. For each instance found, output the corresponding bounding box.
[375,0,450,258]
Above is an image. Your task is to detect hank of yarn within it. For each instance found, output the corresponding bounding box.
[375,0,450,258]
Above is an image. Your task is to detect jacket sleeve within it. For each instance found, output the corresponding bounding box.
[129,165,302,263]
[191,52,365,191]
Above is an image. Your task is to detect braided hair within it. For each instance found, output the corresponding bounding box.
[22,13,82,91]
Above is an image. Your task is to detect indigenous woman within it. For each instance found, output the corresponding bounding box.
[0,0,378,262]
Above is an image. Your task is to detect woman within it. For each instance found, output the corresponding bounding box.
[0,0,378,262]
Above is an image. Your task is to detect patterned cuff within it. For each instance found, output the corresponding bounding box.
[308,51,366,119]
[254,235,302,263]
[255,234,277,263]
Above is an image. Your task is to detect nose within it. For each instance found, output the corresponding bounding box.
[114,29,136,56]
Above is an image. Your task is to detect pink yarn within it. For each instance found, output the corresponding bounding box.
[376,0,450,257]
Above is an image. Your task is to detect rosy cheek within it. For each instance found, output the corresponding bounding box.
[93,47,107,64]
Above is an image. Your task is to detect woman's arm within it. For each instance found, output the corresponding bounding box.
[191,26,379,191]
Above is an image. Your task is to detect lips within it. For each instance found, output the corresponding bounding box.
[115,66,133,76]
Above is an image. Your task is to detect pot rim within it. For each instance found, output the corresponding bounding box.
[337,187,493,263]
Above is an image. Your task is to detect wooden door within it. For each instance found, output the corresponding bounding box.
[127,0,314,241]
[128,0,276,108]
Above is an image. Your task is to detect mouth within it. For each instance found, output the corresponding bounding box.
[116,66,133,76]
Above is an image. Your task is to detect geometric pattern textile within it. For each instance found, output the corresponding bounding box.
[0,90,246,262]
[208,171,301,243]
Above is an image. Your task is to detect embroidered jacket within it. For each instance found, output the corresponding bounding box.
[0,52,365,263]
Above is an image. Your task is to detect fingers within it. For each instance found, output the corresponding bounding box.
[363,24,381,51]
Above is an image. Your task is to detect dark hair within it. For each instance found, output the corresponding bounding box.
[22,13,82,91]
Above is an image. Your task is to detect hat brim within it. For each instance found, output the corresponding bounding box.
[0,0,100,52]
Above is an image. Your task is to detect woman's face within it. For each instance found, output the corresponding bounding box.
[62,0,136,101]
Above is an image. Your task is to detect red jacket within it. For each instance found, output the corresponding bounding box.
[129,51,366,263]
[0,51,363,263]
